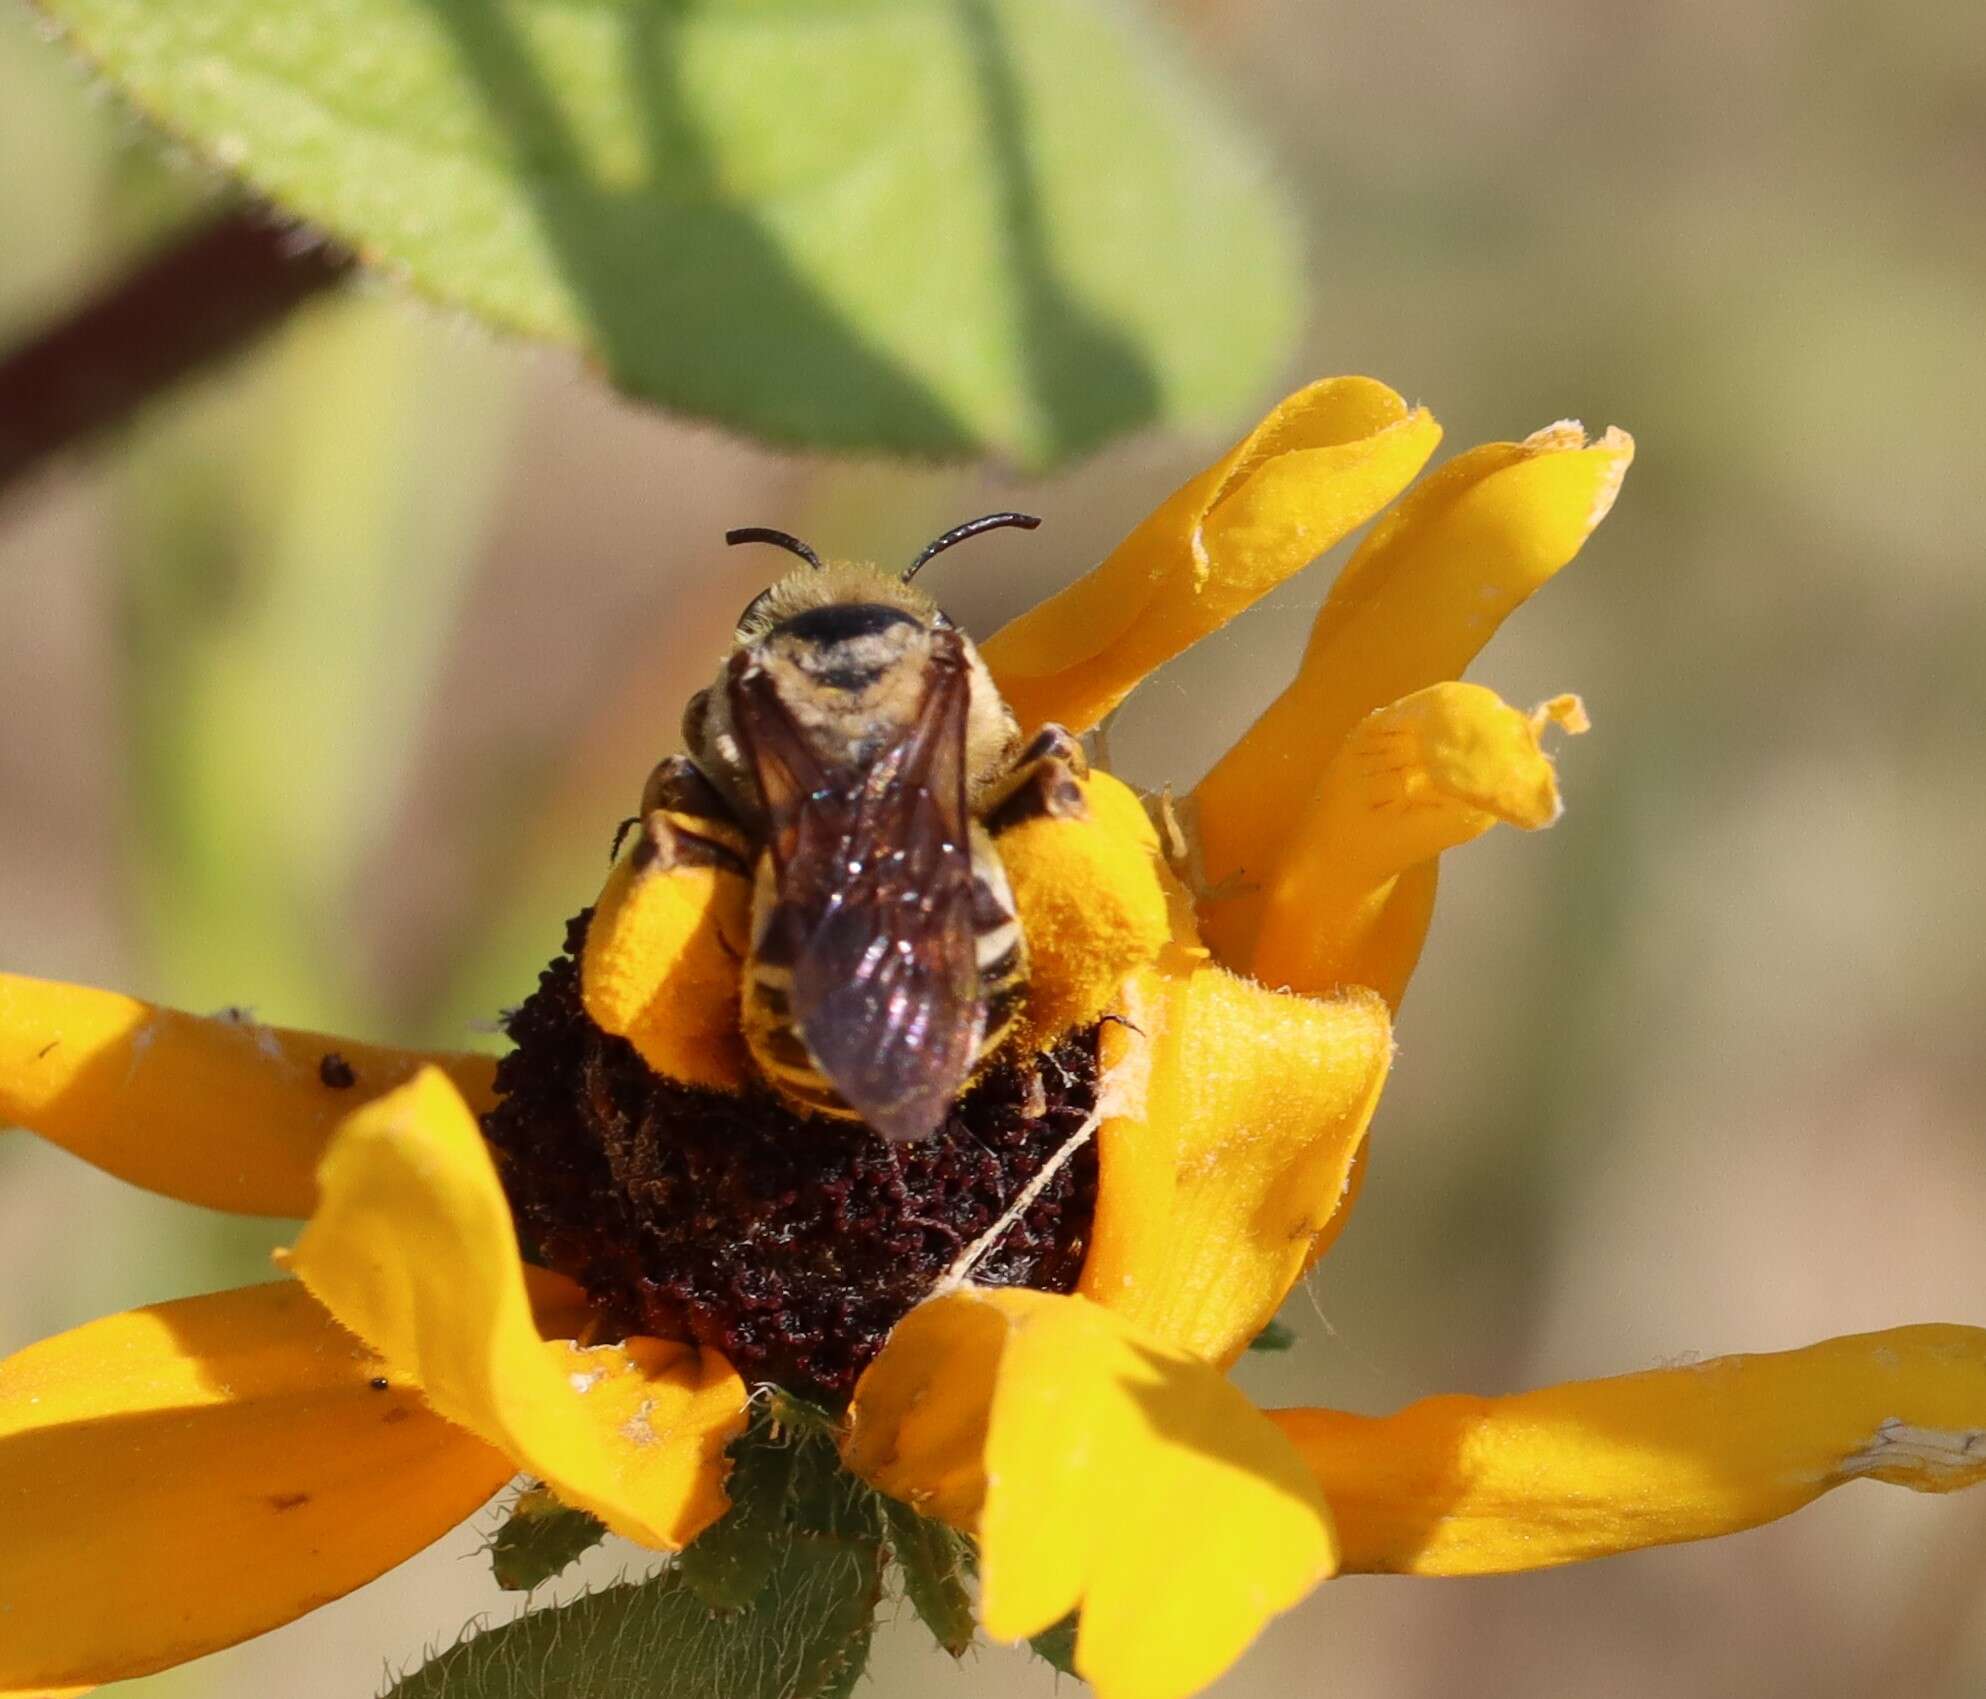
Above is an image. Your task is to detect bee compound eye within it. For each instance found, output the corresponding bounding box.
[736,588,777,633]
[639,760,673,817]
[679,687,712,753]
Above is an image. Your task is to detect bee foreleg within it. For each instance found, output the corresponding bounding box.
[627,809,752,881]
[620,757,752,877]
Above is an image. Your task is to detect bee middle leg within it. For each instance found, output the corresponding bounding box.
[983,723,1089,836]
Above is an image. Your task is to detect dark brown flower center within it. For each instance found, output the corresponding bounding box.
[483,911,1101,1401]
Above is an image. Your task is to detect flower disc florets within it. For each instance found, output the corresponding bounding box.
[483,911,1100,1400]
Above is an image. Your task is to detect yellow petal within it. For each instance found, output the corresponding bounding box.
[846,1289,1334,1699]
[1079,963,1392,1366]
[982,378,1442,734]
[0,1280,510,1692]
[287,1070,749,1550]
[999,771,1177,1046]
[0,973,497,1216]
[1252,685,1587,1005]
[1271,1324,1986,1576]
[1302,1136,1370,1277]
[1193,423,1632,966]
[581,813,753,1091]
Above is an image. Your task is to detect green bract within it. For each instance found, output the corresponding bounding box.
[39,0,1301,466]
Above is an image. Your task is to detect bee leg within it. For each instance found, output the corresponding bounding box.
[983,723,1089,836]
[626,810,751,879]
[639,753,733,822]
[1020,722,1090,778]
[609,754,751,870]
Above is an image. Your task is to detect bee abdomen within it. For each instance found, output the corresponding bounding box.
[972,867,1027,1058]
[742,834,1029,1132]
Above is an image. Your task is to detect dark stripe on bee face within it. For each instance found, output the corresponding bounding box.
[773,602,919,646]
[815,659,890,693]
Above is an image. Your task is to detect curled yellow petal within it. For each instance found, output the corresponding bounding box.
[1194,422,1632,966]
[1271,1324,1986,1577]
[0,1281,510,1692]
[1079,962,1392,1366]
[287,1070,749,1550]
[999,772,1176,1046]
[1252,684,1586,1005]
[982,377,1441,734]
[846,1289,1334,1699]
[580,812,752,1091]
[0,973,497,1216]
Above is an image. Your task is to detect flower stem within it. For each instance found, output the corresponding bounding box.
[0,209,352,501]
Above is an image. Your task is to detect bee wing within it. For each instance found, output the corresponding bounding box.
[731,639,982,1142]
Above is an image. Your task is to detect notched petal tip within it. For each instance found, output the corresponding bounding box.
[1532,691,1591,739]
[1251,681,1581,1002]
[847,1290,1335,1699]
[289,1070,748,1552]
[1521,421,1634,530]
[1192,413,1632,970]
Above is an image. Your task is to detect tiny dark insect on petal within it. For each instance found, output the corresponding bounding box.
[319,1052,357,1089]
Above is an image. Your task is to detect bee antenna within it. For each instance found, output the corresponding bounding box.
[903,512,1042,583]
[724,527,825,571]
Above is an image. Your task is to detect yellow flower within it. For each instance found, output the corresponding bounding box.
[3,377,1982,1699]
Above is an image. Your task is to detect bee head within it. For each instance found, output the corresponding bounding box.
[684,521,1039,827]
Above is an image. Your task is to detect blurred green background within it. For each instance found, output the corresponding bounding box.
[4,0,1985,1694]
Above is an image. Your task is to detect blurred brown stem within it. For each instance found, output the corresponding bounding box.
[0,210,352,500]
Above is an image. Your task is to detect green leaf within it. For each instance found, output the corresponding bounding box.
[393,1531,883,1699]
[1248,1318,1297,1353]
[36,0,1300,467]
[1029,1612,1080,1679]
[881,1497,977,1658]
[488,1486,607,1593]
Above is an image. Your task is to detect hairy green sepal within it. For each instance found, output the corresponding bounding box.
[882,1497,977,1658]
[487,1486,608,1593]
[1247,1318,1298,1353]
[405,1392,1007,1697]
[1029,1612,1080,1677]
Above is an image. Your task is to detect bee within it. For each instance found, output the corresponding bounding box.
[640,514,1086,1144]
